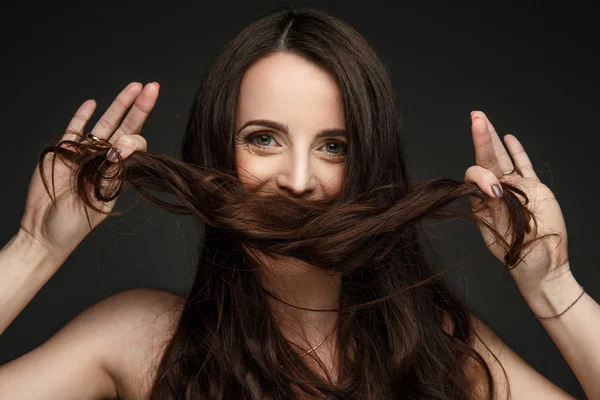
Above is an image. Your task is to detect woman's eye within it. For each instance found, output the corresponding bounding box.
[321,141,347,157]
[244,133,347,158]
[246,133,277,147]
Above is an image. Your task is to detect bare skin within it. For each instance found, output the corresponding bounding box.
[234,52,348,376]
[0,54,577,399]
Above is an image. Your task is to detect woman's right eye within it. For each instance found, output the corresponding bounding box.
[246,133,277,147]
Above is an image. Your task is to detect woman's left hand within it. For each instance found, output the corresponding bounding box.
[464,111,570,294]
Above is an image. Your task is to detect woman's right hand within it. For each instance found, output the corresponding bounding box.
[18,82,160,258]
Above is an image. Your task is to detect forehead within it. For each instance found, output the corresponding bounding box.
[235,52,345,131]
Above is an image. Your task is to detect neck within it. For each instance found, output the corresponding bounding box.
[244,246,342,346]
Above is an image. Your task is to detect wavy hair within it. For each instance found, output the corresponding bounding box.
[38,6,551,399]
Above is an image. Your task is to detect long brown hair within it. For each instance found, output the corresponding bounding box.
[38,6,551,399]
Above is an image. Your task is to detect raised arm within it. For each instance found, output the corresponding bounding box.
[465,110,597,399]
[0,82,160,399]
[2,81,157,335]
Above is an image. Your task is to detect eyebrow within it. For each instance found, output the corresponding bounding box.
[235,119,347,139]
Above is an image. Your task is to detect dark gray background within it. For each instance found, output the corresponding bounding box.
[1,2,598,398]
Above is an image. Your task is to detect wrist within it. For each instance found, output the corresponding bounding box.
[10,229,68,268]
[518,264,583,318]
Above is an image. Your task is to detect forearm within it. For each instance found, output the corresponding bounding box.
[519,264,600,400]
[0,230,66,335]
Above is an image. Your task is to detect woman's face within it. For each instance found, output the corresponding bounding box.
[234,51,347,200]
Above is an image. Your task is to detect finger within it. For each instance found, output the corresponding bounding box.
[63,99,97,143]
[105,134,148,163]
[89,82,143,140]
[503,134,539,181]
[108,82,160,145]
[464,164,504,200]
[471,110,516,177]
[470,113,502,177]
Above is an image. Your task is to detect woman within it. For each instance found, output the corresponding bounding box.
[0,6,595,400]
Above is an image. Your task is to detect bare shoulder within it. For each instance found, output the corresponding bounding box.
[462,312,575,400]
[102,288,185,400]
[0,287,184,400]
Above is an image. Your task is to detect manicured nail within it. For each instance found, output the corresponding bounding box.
[106,147,121,162]
[491,184,503,198]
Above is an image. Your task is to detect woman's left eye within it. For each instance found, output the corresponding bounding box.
[245,133,347,157]
[321,141,347,157]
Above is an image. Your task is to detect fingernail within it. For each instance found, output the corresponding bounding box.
[153,81,160,89]
[106,147,121,162]
[491,184,503,198]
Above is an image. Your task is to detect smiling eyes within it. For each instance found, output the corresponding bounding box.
[244,132,347,159]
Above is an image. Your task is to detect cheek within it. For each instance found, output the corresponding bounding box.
[235,149,269,191]
[321,166,344,196]
[235,147,345,195]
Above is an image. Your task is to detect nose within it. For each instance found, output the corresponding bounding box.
[275,155,316,196]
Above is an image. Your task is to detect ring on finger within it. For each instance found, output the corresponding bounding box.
[502,167,518,176]
[85,132,103,142]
